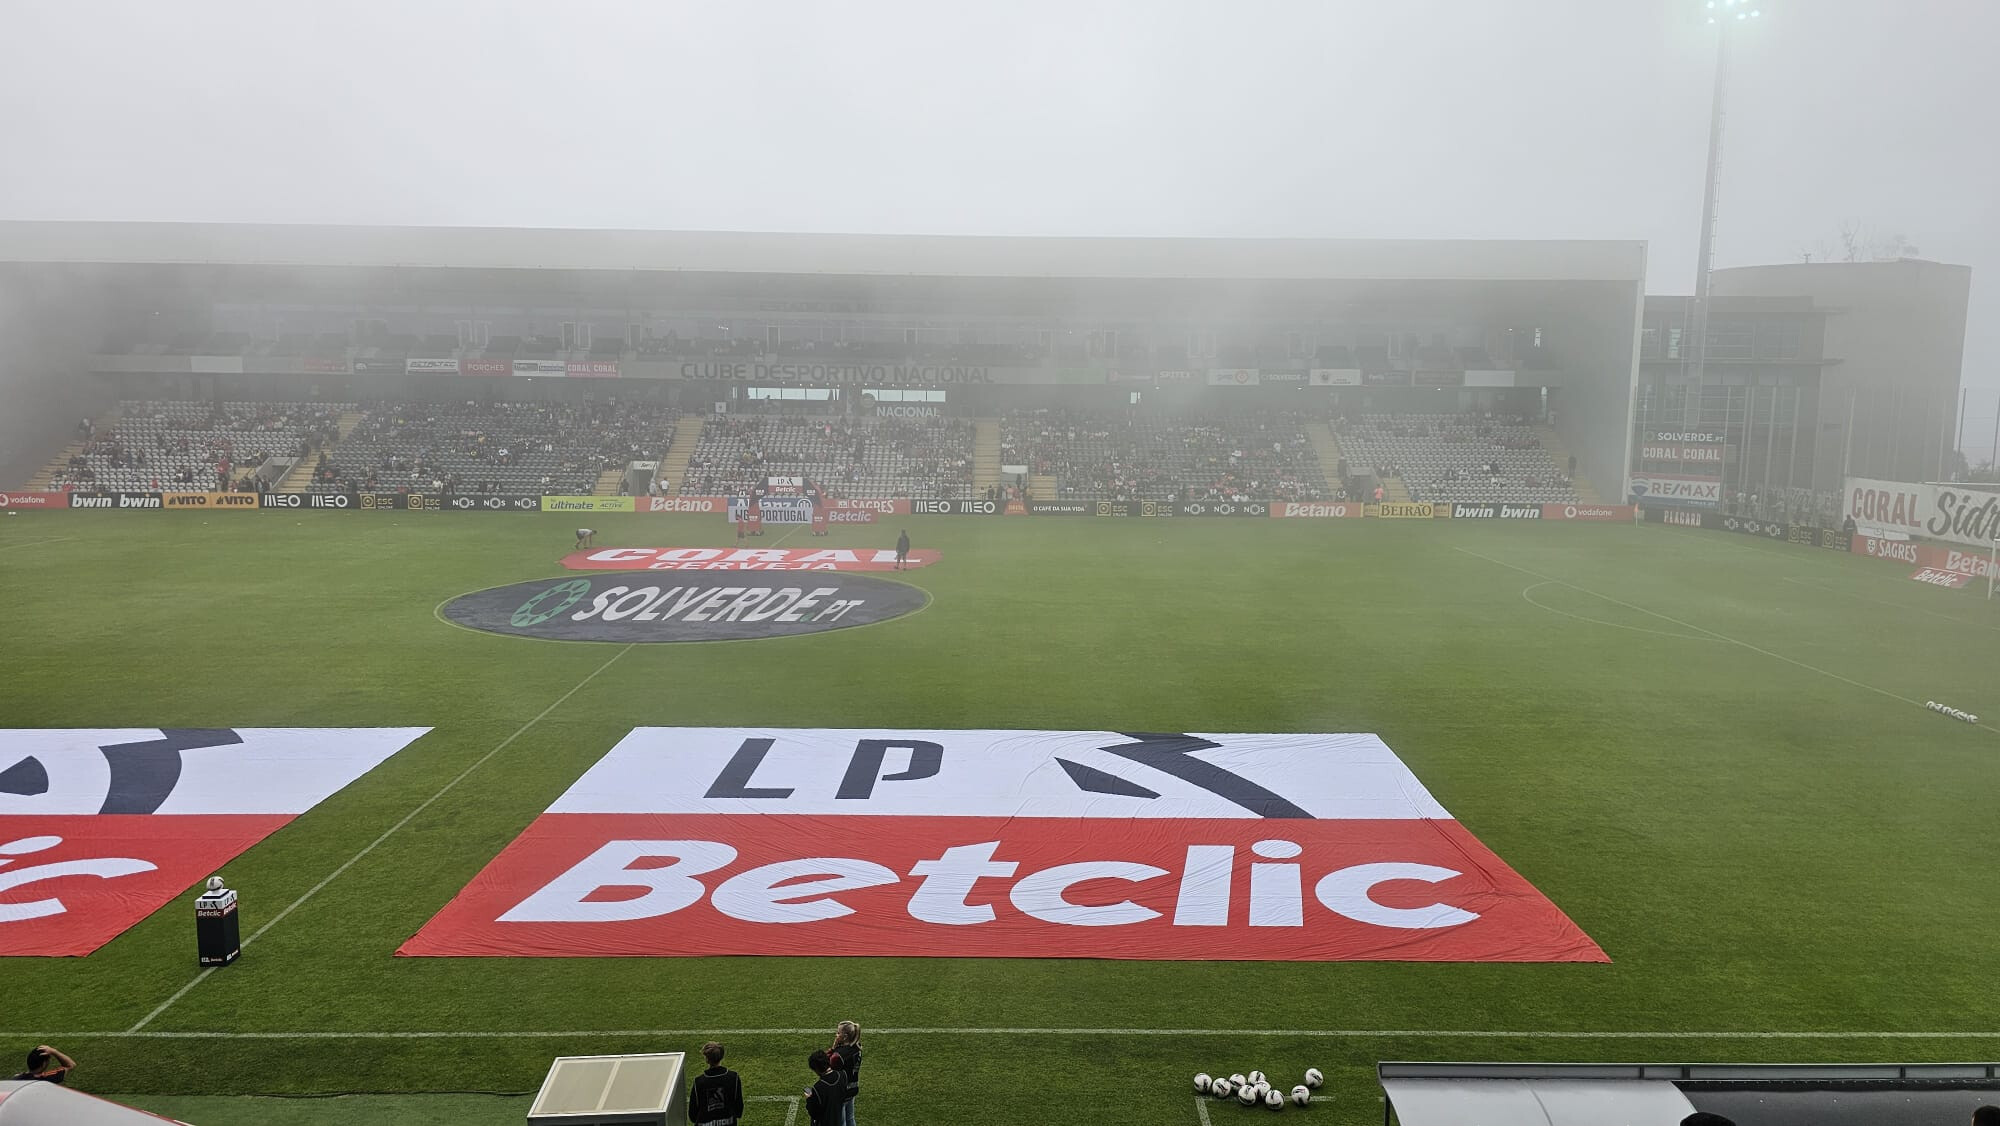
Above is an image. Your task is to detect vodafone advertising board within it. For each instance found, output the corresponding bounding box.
[0,728,427,956]
[0,491,69,509]
[400,728,1604,962]
[563,547,940,572]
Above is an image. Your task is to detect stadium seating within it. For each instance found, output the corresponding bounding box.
[50,401,346,493]
[1337,413,1578,504]
[310,401,680,496]
[678,414,975,500]
[999,410,1331,502]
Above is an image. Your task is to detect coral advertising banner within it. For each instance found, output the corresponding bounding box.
[401,729,1604,962]
[0,728,428,955]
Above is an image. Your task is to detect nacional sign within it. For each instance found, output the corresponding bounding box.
[398,728,1606,962]
[0,728,426,956]
[563,547,940,572]
[439,575,928,643]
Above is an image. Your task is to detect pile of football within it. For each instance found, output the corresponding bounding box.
[1194,1066,1323,1111]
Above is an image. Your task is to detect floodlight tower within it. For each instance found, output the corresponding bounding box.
[1684,0,1763,430]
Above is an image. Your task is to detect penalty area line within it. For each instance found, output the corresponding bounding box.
[124,643,638,1034]
[21,1028,2000,1041]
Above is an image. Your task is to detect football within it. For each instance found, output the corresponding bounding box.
[1230,1073,1248,1087]
[1291,1085,1312,1107]
[1264,1087,1286,1110]
[1303,1067,1325,1089]
[1211,1078,1235,1099]
[1237,1083,1260,1106]
[1253,1081,1271,1100]
[1194,1072,1212,1093]
[1248,1070,1267,1086]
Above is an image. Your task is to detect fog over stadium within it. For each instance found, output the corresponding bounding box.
[0,0,1994,450]
[2,5,1999,1126]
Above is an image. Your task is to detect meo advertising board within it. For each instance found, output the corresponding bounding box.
[0,728,426,955]
[400,728,1605,962]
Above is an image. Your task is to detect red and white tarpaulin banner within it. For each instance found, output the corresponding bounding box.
[401,729,1604,962]
[1843,477,2000,550]
[563,548,940,572]
[1852,535,1998,579]
[1,728,427,956]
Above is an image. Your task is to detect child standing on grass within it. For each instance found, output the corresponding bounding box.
[688,1040,743,1126]
[829,1021,862,1126]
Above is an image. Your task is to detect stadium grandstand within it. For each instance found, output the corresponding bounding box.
[0,221,1650,508]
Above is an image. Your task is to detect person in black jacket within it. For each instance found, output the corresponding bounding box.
[828,1021,862,1126]
[803,1049,849,1126]
[688,1041,743,1126]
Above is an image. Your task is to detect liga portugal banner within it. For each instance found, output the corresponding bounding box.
[0,728,427,956]
[400,729,1605,962]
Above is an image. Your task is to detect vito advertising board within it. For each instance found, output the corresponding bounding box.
[398,728,1606,962]
[162,492,261,511]
[1842,477,2000,550]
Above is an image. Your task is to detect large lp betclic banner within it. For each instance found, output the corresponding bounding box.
[401,729,1604,962]
[1,728,427,955]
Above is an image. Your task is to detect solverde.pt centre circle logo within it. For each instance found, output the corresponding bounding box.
[445,574,926,642]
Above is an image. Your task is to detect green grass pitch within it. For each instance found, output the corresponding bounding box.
[1,511,1996,1126]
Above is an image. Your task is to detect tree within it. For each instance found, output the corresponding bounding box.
[1799,221,1922,263]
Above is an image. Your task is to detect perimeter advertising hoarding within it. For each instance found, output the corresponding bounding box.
[1842,477,2000,550]
[399,728,1605,962]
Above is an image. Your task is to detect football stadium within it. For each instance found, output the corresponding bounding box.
[0,212,1994,1126]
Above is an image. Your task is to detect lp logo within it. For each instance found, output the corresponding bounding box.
[0,835,155,923]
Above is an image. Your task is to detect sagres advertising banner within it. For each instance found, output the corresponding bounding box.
[401,729,1604,962]
[1,728,428,955]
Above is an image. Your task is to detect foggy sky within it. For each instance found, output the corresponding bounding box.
[2,0,1995,452]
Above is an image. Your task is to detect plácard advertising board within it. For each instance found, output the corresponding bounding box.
[1842,477,2000,550]
[563,548,940,572]
[0,728,426,956]
[399,728,1605,962]
[439,575,927,643]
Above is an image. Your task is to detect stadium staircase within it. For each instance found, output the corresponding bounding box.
[1028,474,1057,499]
[274,410,364,493]
[1535,426,1603,503]
[972,419,1003,495]
[1382,477,1413,503]
[1308,424,1345,496]
[24,407,119,489]
[656,415,706,495]
[592,469,624,496]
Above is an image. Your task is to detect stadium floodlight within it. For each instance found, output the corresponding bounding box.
[1683,2,1765,435]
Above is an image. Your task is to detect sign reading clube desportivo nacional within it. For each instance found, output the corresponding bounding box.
[0,728,427,956]
[399,728,1605,962]
[441,575,927,642]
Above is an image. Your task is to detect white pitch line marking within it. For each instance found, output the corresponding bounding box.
[1456,546,1994,736]
[1519,580,1721,643]
[1194,1094,1214,1126]
[0,536,74,553]
[125,643,637,1033]
[1781,575,2000,632]
[17,1028,2000,1041]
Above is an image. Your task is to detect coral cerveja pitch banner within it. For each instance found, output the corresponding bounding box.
[0,728,428,956]
[399,729,1605,962]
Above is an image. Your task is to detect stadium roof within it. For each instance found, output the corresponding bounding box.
[0,221,1645,283]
